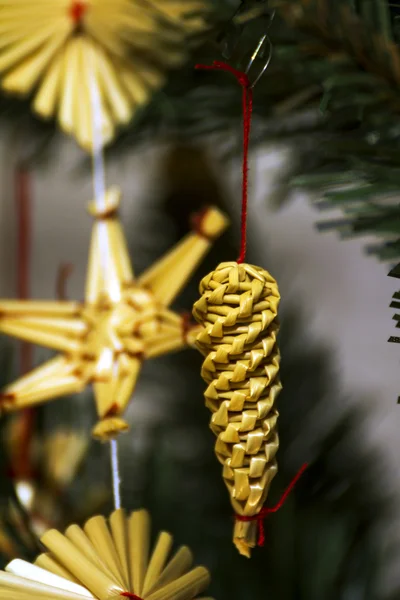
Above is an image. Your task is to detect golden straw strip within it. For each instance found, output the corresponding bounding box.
[0,571,87,600]
[3,375,84,410]
[145,334,186,359]
[41,529,123,600]
[137,235,209,306]
[104,220,134,283]
[129,510,150,595]
[5,560,93,598]
[0,26,56,71]
[58,37,79,134]
[0,301,81,315]
[92,220,122,299]
[84,222,102,305]
[0,320,80,353]
[3,356,70,392]
[80,36,114,151]
[2,21,68,92]
[33,47,63,117]
[5,316,86,336]
[84,516,125,588]
[34,554,80,585]
[92,42,131,124]
[146,566,210,600]
[142,532,173,596]
[113,359,141,413]
[64,525,110,574]
[110,510,130,588]
[93,379,116,420]
[150,546,193,594]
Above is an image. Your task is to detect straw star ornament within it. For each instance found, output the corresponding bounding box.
[0,0,210,150]
[0,187,228,440]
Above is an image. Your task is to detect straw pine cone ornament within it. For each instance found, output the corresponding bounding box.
[193,261,282,557]
[0,509,212,600]
[0,0,209,150]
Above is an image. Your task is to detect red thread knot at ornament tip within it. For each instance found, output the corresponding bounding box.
[70,1,87,24]
[195,62,253,264]
[120,593,143,600]
[235,463,309,547]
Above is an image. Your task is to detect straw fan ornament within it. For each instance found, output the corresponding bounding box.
[0,508,213,600]
[0,0,210,150]
[0,187,229,441]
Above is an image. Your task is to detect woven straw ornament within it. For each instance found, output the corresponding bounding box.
[0,187,229,441]
[193,261,282,557]
[0,509,213,600]
[0,0,209,150]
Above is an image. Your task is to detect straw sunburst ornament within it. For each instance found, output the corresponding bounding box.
[0,508,213,600]
[0,187,229,440]
[0,0,210,150]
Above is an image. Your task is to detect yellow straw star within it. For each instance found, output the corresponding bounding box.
[0,187,228,440]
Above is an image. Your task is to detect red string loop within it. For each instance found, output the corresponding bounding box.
[120,593,143,600]
[235,463,308,547]
[195,61,253,264]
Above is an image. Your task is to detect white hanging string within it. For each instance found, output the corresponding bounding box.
[110,438,122,510]
[89,54,122,511]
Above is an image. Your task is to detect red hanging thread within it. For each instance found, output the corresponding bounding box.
[15,164,33,375]
[120,593,143,600]
[235,463,308,546]
[14,164,36,481]
[195,61,253,264]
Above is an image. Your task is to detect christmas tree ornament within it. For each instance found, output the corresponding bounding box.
[0,187,229,441]
[0,508,212,600]
[0,0,210,150]
[193,261,281,557]
[193,61,306,557]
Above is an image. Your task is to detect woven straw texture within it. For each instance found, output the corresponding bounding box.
[193,261,282,557]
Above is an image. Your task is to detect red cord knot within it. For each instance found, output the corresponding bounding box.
[235,463,309,547]
[121,593,143,600]
[69,1,87,24]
